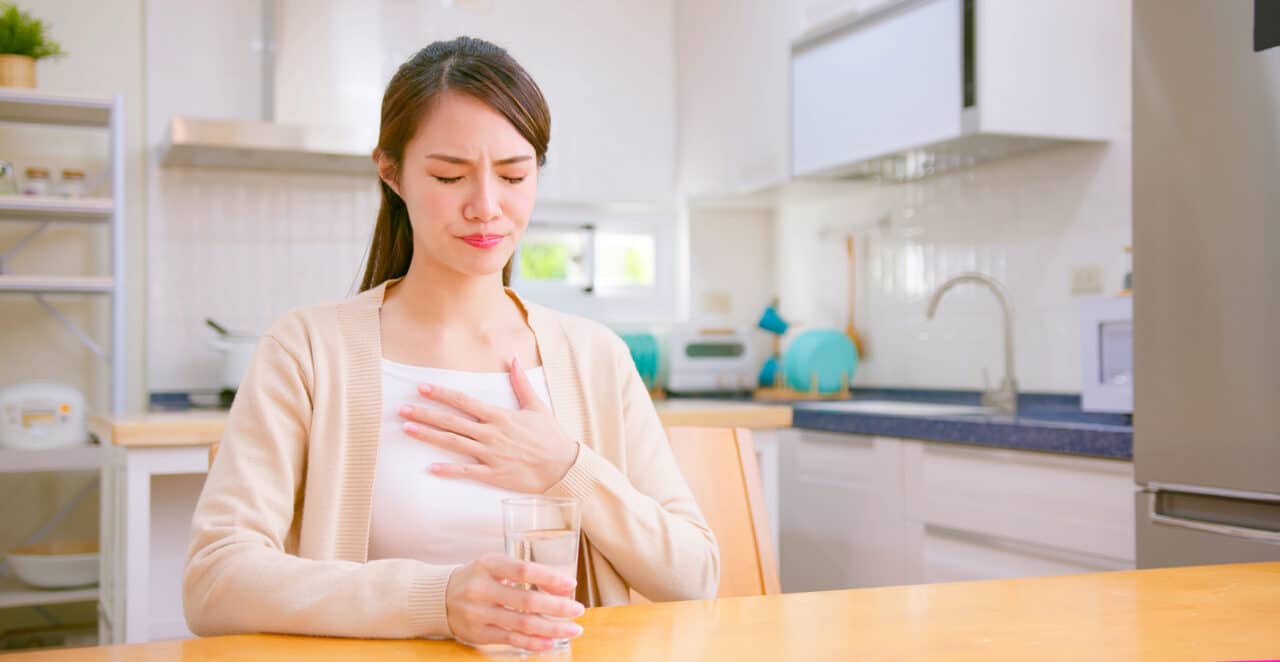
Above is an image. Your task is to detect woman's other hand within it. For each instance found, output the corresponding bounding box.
[445,553,585,651]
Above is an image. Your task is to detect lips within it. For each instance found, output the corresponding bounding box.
[460,234,504,249]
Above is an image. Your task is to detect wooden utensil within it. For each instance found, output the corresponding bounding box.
[845,236,866,359]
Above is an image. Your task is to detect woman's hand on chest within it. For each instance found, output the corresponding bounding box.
[398,355,579,493]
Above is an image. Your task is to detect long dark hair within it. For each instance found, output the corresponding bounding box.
[360,37,551,292]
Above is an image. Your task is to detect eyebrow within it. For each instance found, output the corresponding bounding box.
[425,153,533,166]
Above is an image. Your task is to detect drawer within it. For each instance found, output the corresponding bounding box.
[914,443,1135,563]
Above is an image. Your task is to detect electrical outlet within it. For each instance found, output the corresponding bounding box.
[701,291,732,315]
[1071,266,1105,295]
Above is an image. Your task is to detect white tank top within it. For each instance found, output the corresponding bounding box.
[367,358,552,564]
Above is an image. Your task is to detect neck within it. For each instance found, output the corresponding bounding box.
[388,254,516,331]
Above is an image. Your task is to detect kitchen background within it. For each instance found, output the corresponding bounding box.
[1,0,1149,650]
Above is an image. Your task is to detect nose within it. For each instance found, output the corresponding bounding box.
[463,174,502,223]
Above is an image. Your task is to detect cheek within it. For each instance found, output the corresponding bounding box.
[505,177,539,225]
[401,178,458,230]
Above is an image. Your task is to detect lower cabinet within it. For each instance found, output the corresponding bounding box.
[780,431,1135,593]
[779,430,912,592]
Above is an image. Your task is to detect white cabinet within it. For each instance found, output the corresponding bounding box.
[785,1,896,39]
[779,432,1135,592]
[902,441,1136,584]
[792,0,963,175]
[791,0,1129,178]
[779,430,911,592]
[675,0,790,197]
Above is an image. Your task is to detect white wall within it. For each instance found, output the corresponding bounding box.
[774,136,1132,393]
[688,206,776,328]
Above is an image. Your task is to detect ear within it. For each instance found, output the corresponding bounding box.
[372,149,402,197]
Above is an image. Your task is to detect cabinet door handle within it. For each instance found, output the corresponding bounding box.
[1147,492,1280,543]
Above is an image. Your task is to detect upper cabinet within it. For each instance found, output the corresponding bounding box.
[791,0,1129,179]
[675,0,791,198]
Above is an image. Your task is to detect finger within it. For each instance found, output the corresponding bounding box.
[430,462,497,482]
[402,422,487,458]
[489,581,586,619]
[420,384,502,422]
[399,404,490,441]
[508,355,549,412]
[479,554,577,597]
[483,606,583,642]
[470,624,558,653]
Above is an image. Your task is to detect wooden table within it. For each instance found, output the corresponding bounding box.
[11,562,1280,660]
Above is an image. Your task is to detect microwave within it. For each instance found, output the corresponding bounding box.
[1080,296,1133,413]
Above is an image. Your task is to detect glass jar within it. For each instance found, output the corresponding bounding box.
[0,160,17,195]
[60,169,87,198]
[22,167,50,196]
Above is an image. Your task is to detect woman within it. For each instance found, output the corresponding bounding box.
[183,37,718,651]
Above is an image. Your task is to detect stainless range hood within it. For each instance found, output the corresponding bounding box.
[160,1,377,175]
[162,116,375,174]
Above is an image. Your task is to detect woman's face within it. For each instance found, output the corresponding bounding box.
[381,91,539,280]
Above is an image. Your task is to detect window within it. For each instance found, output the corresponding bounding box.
[514,224,657,295]
[595,233,655,291]
[510,206,678,324]
[516,225,593,290]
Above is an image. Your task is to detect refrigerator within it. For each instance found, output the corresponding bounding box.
[1133,0,1280,567]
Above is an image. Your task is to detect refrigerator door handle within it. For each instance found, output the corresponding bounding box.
[1147,492,1280,544]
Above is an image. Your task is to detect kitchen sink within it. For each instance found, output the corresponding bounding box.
[794,400,1000,418]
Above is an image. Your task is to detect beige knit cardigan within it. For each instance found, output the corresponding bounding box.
[183,279,718,638]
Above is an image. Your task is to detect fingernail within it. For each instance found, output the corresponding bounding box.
[571,602,585,617]
[567,623,584,637]
[418,384,432,395]
[403,421,421,434]
[399,405,413,417]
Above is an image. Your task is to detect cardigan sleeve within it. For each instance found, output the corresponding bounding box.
[546,333,720,601]
[183,330,459,639]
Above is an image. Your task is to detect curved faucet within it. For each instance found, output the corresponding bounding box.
[926,272,1018,415]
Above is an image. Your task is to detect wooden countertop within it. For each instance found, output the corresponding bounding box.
[8,562,1279,660]
[89,412,228,448]
[90,401,791,447]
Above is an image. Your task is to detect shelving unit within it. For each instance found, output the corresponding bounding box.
[0,87,125,414]
[0,577,98,610]
[0,88,126,638]
[0,195,114,222]
[0,445,103,473]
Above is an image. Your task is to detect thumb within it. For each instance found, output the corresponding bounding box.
[509,355,547,412]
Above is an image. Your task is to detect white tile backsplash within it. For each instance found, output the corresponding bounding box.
[147,169,378,390]
[774,135,1132,393]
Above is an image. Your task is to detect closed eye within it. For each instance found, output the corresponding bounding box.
[433,176,525,184]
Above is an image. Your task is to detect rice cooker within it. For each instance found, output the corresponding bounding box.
[0,381,88,450]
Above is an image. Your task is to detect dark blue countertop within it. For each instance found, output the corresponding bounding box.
[789,389,1133,460]
[665,388,1133,460]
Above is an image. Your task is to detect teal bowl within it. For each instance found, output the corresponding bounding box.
[619,332,660,389]
[784,329,858,394]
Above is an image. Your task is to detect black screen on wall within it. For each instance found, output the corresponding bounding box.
[1258,0,1280,51]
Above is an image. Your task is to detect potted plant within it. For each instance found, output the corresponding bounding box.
[0,3,65,88]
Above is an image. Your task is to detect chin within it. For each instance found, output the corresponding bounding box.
[454,257,511,279]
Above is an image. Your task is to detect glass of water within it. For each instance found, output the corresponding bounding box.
[502,496,581,651]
